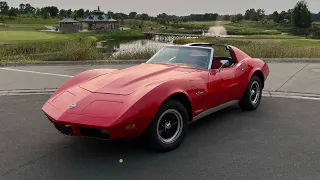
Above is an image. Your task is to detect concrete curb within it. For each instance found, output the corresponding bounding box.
[0,60,147,67]
[0,89,57,96]
[1,58,320,67]
[262,58,320,64]
[2,89,320,101]
[262,91,320,100]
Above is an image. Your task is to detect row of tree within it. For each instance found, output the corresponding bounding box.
[0,1,319,29]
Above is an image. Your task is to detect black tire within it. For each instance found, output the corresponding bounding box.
[239,75,262,111]
[143,100,189,152]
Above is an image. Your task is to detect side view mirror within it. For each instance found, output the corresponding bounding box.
[217,60,229,72]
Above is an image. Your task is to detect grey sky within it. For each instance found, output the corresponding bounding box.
[7,0,320,16]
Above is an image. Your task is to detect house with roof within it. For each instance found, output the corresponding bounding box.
[82,6,119,30]
[58,18,82,33]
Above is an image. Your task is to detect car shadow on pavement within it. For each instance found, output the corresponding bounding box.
[62,105,250,156]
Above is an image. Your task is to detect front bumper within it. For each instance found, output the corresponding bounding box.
[43,102,139,140]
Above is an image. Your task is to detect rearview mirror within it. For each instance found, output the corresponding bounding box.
[217,60,229,72]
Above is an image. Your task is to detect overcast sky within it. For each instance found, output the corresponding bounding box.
[7,0,320,16]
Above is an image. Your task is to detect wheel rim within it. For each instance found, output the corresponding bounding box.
[250,81,261,105]
[156,109,183,144]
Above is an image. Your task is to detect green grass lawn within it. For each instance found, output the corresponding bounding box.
[0,23,58,31]
[0,31,72,43]
[0,16,57,24]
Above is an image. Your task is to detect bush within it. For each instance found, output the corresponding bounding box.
[50,41,102,61]
[173,37,320,58]
[86,36,98,46]
[0,38,102,61]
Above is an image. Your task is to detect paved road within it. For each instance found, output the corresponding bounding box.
[1,63,320,179]
[1,95,320,180]
[1,63,320,94]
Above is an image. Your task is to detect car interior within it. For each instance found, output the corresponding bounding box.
[188,44,237,70]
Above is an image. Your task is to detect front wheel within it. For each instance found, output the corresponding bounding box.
[143,100,189,152]
[239,75,262,111]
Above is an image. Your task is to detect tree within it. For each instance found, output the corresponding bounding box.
[157,13,169,24]
[223,15,231,21]
[291,1,312,28]
[230,15,237,23]
[113,12,129,20]
[84,10,90,17]
[291,0,312,29]
[139,13,150,21]
[35,8,41,15]
[129,12,137,19]
[107,10,114,18]
[256,8,265,21]
[43,12,51,19]
[8,7,17,17]
[24,3,35,14]
[67,9,72,17]
[72,10,78,19]
[245,8,255,20]
[77,9,84,18]
[272,11,279,22]
[278,11,287,23]
[59,9,67,18]
[311,25,320,38]
[19,4,25,14]
[231,14,244,23]
[236,13,244,21]
[48,6,59,17]
[0,1,9,14]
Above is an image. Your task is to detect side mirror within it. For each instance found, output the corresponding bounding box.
[217,60,229,72]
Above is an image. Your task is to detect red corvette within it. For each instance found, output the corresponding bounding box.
[42,43,269,152]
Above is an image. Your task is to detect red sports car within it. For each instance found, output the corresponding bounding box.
[42,43,269,152]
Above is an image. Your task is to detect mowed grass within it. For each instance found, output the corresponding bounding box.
[0,31,72,43]
[0,23,56,31]
[173,37,320,58]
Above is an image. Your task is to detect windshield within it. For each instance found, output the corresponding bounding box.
[146,45,212,69]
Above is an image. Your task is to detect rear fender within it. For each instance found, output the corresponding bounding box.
[246,59,267,89]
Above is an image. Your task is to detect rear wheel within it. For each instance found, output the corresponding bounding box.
[143,100,189,152]
[239,75,262,110]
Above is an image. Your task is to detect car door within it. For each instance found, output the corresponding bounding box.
[208,62,238,107]
[216,66,239,103]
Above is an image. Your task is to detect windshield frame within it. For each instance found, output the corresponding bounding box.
[146,45,214,70]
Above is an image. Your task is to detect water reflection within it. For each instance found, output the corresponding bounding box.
[97,39,168,58]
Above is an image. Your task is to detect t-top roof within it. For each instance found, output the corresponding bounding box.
[58,18,80,23]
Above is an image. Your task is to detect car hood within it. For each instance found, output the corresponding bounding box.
[79,63,196,95]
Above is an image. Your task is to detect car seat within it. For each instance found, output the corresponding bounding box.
[212,57,222,69]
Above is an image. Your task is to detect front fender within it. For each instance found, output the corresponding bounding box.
[112,77,207,136]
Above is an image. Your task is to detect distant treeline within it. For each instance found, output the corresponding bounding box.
[0,0,319,23]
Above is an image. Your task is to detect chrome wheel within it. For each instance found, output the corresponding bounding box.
[250,81,260,104]
[156,109,183,144]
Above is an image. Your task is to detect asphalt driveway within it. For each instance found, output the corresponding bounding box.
[1,95,320,180]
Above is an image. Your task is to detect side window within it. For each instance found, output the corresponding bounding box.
[211,46,234,69]
[213,46,232,59]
